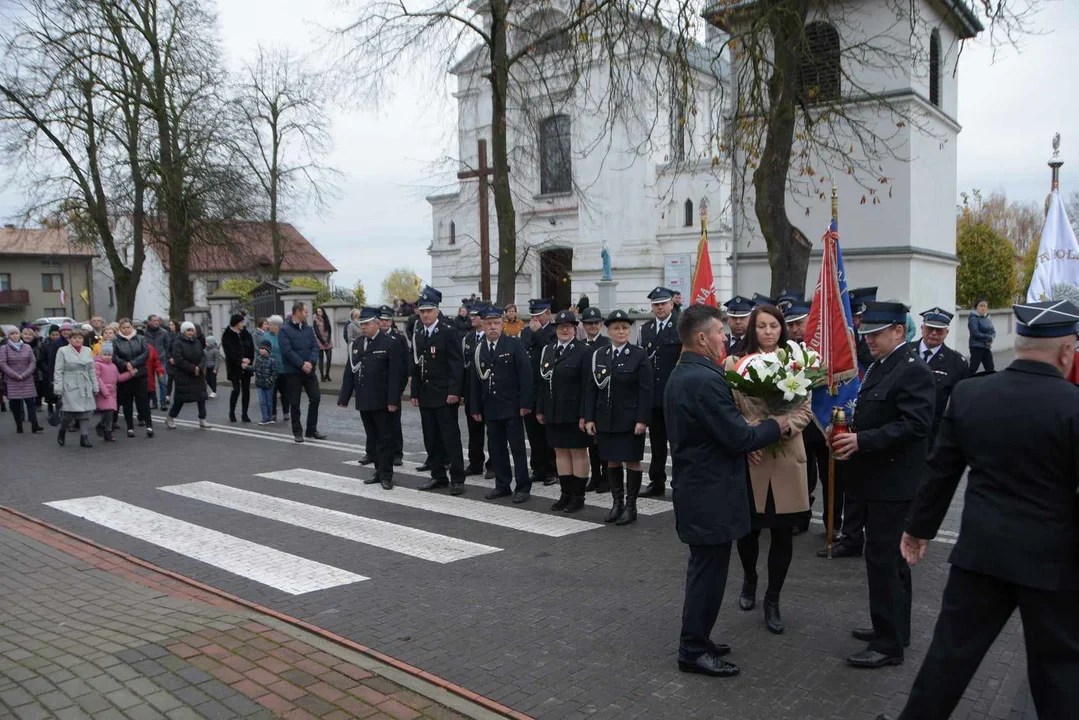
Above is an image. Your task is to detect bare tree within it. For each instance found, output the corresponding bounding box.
[233,46,337,281]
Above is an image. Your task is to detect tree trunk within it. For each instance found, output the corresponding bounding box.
[270,111,284,280]
[753,0,813,297]
[488,0,517,306]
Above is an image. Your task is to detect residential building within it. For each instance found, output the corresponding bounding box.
[0,224,95,326]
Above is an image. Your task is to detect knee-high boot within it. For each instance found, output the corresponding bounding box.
[616,469,642,525]
[605,466,625,523]
[564,476,587,513]
[550,475,572,511]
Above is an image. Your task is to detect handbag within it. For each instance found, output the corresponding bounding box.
[48,401,63,427]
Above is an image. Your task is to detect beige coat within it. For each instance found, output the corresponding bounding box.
[724,355,814,515]
[53,344,99,413]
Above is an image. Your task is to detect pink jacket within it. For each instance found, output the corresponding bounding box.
[94,355,133,412]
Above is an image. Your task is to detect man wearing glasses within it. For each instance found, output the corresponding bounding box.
[916,307,969,447]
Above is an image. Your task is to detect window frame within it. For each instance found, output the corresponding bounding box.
[0,273,10,291]
[799,22,841,105]
[539,114,572,196]
[684,199,694,228]
[41,273,64,292]
[449,221,456,245]
[929,29,942,108]
[44,307,66,316]
[670,89,687,163]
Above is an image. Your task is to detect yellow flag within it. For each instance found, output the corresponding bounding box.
[80,289,89,305]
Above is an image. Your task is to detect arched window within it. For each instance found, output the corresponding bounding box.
[684,199,694,227]
[539,115,572,195]
[929,29,942,108]
[670,88,686,163]
[799,22,840,104]
[449,221,456,245]
[520,10,570,55]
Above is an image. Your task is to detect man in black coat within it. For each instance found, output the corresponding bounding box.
[878,300,1079,720]
[461,302,490,477]
[666,305,789,678]
[638,286,682,497]
[722,296,753,357]
[410,286,467,495]
[339,307,404,490]
[519,299,557,485]
[830,301,935,669]
[580,306,610,492]
[912,307,969,447]
[379,305,410,466]
[469,305,533,503]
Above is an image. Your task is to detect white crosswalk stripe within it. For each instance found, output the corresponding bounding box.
[44,496,367,594]
[160,482,501,563]
[256,468,600,537]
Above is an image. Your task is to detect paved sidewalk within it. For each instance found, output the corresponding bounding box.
[0,513,510,720]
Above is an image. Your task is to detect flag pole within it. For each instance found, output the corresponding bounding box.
[826,186,839,559]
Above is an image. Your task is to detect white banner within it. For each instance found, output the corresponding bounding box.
[1028,190,1079,301]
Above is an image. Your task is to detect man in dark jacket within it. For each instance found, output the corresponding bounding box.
[144,315,171,409]
[638,286,681,497]
[877,301,1079,720]
[278,301,326,442]
[913,307,969,447]
[665,305,789,679]
[379,305,410,466]
[519,299,557,485]
[831,301,935,669]
[461,302,490,476]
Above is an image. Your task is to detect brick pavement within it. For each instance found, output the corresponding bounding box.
[0,514,510,720]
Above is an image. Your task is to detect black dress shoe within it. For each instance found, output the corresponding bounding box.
[294,434,305,443]
[417,462,432,472]
[677,653,740,678]
[242,415,252,423]
[851,627,910,648]
[817,542,863,558]
[393,457,403,467]
[845,650,903,669]
[764,599,784,634]
[358,456,375,465]
[738,581,757,611]
[450,482,465,496]
[306,431,328,440]
[640,483,665,498]
[363,477,381,485]
[484,470,495,480]
[380,478,393,490]
[542,475,559,486]
[484,488,512,500]
[418,479,449,491]
[710,643,731,657]
[464,464,483,476]
[512,492,530,504]
[80,436,93,449]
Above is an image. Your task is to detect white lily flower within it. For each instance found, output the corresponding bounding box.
[777,372,812,402]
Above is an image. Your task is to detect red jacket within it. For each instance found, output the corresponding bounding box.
[146,345,165,392]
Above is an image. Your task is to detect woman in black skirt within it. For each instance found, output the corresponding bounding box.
[584,310,653,524]
[537,309,592,512]
[580,306,610,492]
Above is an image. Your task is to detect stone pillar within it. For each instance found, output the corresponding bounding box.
[207,292,241,344]
[318,298,354,367]
[182,306,210,333]
[596,280,618,316]
[278,288,318,322]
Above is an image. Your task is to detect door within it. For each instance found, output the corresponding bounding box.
[540,248,573,313]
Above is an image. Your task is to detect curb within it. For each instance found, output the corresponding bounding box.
[0,504,534,720]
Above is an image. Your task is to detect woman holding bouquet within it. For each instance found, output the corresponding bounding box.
[724,304,815,635]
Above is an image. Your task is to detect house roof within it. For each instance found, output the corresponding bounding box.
[150,221,337,274]
[0,225,93,258]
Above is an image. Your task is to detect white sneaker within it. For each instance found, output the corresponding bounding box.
[208,392,217,398]
[165,417,176,429]
[258,420,271,426]
[199,419,212,429]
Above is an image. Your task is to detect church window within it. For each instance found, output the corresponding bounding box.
[799,22,840,104]
[523,10,570,55]
[671,89,686,162]
[929,29,942,108]
[539,115,572,195]
[684,199,694,227]
[449,221,456,245]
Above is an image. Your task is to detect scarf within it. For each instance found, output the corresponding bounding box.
[7,339,24,351]
[119,329,137,340]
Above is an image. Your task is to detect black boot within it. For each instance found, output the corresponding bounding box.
[80,436,93,449]
[764,597,784,634]
[15,423,23,434]
[616,469,642,525]
[739,579,757,611]
[594,464,610,493]
[550,476,571,511]
[564,477,586,513]
[57,424,66,447]
[605,466,625,523]
[584,474,598,492]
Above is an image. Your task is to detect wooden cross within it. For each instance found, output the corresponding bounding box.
[457,139,494,301]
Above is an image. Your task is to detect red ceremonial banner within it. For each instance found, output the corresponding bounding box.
[805,226,857,388]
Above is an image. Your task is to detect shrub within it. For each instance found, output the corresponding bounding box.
[956,220,1017,308]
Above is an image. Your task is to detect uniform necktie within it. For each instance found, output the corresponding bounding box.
[489,342,496,355]
[923,349,932,362]
[363,338,368,353]
[556,345,565,359]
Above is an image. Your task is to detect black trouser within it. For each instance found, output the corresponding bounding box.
[229,373,251,418]
[96,409,115,434]
[863,499,912,657]
[117,377,152,430]
[206,369,217,393]
[9,398,39,430]
[465,402,486,468]
[679,543,733,658]
[169,399,207,419]
[589,443,604,480]
[523,410,553,479]
[272,375,289,417]
[898,565,1079,720]
[841,491,867,548]
[648,405,669,486]
[286,372,321,435]
[391,406,404,459]
[419,404,465,483]
[803,423,828,519]
[968,347,994,373]
[360,409,394,481]
[486,415,530,494]
[737,527,794,601]
[318,349,333,379]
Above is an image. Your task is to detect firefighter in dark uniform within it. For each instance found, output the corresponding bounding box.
[584,309,653,524]
[519,299,558,485]
[537,310,593,512]
[830,301,935,669]
[580,306,611,493]
[379,305,410,466]
[877,300,1079,720]
[461,302,491,477]
[849,287,877,372]
[469,305,534,504]
[338,307,405,490]
[638,286,681,497]
[410,286,468,495]
[723,296,754,357]
[913,307,969,448]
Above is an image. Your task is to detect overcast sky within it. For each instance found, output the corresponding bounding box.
[2,0,1077,302]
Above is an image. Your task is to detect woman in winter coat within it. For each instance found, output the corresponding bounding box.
[313,306,334,383]
[35,325,58,412]
[221,313,255,423]
[112,317,155,438]
[165,321,212,430]
[967,298,996,373]
[0,325,43,433]
[53,329,99,448]
[93,342,133,442]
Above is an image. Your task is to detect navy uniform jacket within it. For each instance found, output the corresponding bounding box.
[468,334,533,421]
[385,327,411,400]
[583,344,653,433]
[519,323,556,408]
[639,316,681,407]
[337,332,404,412]
[856,335,874,372]
[847,343,935,502]
[411,320,464,408]
[461,328,486,413]
[907,360,1079,591]
[726,334,747,358]
[665,352,782,546]
[537,340,590,424]
[916,343,969,443]
[583,334,611,350]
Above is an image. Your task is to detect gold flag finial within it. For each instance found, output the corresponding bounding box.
[831,186,839,227]
[1049,133,1063,191]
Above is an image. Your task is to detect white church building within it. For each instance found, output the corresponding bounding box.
[427,0,982,314]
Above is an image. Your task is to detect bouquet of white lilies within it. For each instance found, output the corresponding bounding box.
[726,341,826,417]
